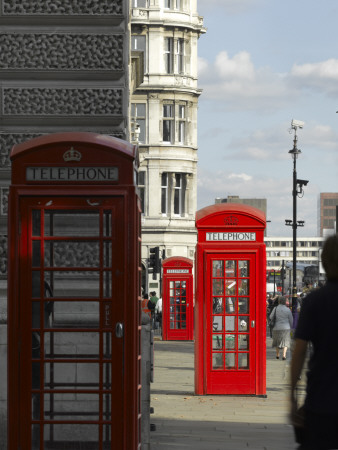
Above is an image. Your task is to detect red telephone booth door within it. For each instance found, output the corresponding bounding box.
[164,277,193,340]
[19,195,125,449]
[206,253,256,395]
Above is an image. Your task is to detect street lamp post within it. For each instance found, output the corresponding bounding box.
[285,120,308,315]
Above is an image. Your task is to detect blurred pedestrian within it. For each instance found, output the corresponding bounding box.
[291,235,338,449]
[270,296,293,359]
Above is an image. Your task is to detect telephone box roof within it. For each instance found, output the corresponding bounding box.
[196,203,266,227]
[10,132,138,163]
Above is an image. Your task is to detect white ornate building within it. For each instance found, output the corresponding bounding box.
[130,0,206,293]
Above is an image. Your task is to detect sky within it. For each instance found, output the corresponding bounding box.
[196,0,338,237]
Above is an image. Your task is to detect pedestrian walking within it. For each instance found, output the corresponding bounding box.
[269,296,293,360]
[291,235,338,449]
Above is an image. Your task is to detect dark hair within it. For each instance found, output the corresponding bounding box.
[143,293,149,299]
[322,235,338,281]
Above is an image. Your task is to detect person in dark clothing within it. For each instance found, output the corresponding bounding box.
[291,234,338,449]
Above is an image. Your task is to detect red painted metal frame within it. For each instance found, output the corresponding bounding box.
[194,204,266,396]
[8,132,141,450]
[162,257,194,341]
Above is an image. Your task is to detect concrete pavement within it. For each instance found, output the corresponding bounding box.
[150,336,305,450]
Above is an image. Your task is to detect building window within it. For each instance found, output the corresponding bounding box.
[164,0,182,9]
[176,39,185,73]
[178,105,186,144]
[138,171,146,213]
[133,0,147,6]
[131,35,146,73]
[163,104,174,143]
[174,174,186,216]
[131,103,146,144]
[161,173,169,214]
[164,38,174,74]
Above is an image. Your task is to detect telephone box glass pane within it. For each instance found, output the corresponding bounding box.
[45,271,100,298]
[32,393,40,419]
[44,211,100,237]
[48,301,100,328]
[225,297,236,313]
[104,242,112,267]
[103,363,112,390]
[212,260,223,277]
[104,210,112,237]
[32,210,41,236]
[225,316,235,331]
[238,316,248,331]
[44,332,100,359]
[212,334,223,350]
[32,271,41,298]
[238,335,249,350]
[32,424,40,450]
[225,334,236,349]
[226,280,236,295]
[238,298,249,313]
[238,279,249,295]
[225,260,236,277]
[213,297,223,314]
[32,241,41,267]
[45,241,100,268]
[238,353,249,369]
[212,316,223,331]
[212,353,223,369]
[225,353,235,369]
[239,260,249,277]
[32,302,40,329]
[44,393,100,420]
[45,362,100,390]
[213,279,224,295]
[44,424,99,447]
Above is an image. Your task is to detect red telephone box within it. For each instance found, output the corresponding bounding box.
[195,204,266,396]
[7,132,141,450]
[162,257,194,341]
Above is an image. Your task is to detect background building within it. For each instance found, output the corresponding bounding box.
[130,0,205,294]
[318,192,338,237]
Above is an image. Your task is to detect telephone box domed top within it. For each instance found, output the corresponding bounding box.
[9,132,138,185]
[196,203,265,228]
[10,132,138,162]
[162,256,193,268]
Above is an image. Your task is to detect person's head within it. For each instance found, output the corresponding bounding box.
[278,296,287,305]
[152,291,156,296]
[321,235,338,281]
[143,293,149,300]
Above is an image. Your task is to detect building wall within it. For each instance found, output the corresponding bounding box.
[130,0,205,294]
[318,192,338,237]
[0,0,130,443]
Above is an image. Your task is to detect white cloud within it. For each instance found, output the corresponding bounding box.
[291,59,338,94]
[228,173,253,181]
[198,51,293,111]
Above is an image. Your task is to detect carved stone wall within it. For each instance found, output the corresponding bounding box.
[0,34,123,71]
[3,88,123,115]
[2,0,123,15]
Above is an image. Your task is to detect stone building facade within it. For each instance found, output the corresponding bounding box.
[0,0,130,444]
[130,0,205,294]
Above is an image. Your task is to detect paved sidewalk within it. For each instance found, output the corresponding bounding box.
[150,337,305,450]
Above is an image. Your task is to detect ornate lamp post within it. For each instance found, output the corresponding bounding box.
[285,120,309,315]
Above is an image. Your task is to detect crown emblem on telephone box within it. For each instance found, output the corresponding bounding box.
[224,215,239,226]
[63,147,82,162]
